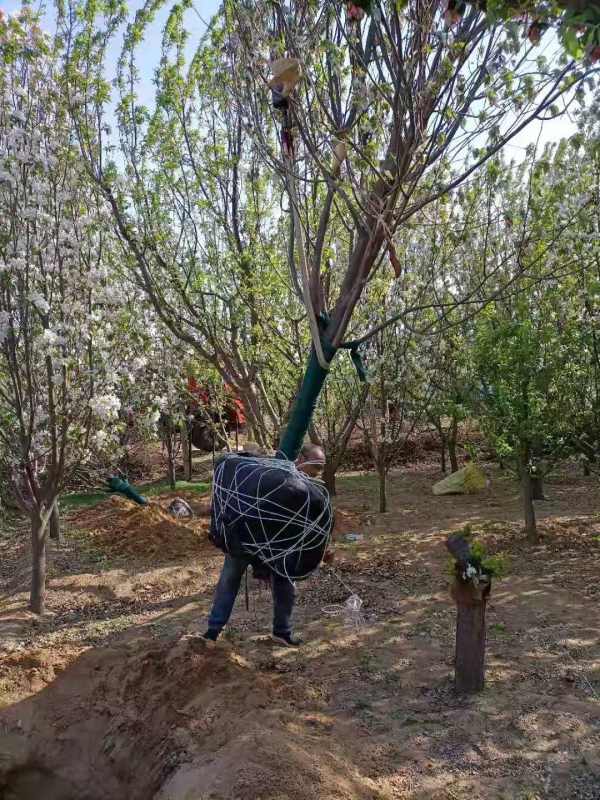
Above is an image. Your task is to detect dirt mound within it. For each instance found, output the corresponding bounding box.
[0,634,378,800]
[69,495,212,560]
[0,647,79,705]
[1,465,599,800]
[0,636,267,799]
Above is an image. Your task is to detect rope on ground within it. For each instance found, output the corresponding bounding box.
[322,593,365,628]
[322,565,366,628]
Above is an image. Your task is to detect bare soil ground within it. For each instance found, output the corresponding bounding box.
[1,466,599,800]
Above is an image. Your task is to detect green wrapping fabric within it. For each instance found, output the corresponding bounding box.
[277,318,368,461]
[107,476,148,506]
[278,346,333,460]
[343,340,368,383]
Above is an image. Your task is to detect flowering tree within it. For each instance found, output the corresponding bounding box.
[460,1,600,64]
[468,139,599,540]
[311,357,368,494]
[59,1,305,450]
[358,279,434,512]
[57,0,596,461]
[225,0,593,459]
[145,333,196,489]
[0,8,127,613]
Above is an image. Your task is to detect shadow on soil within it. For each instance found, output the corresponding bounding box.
[1,466,599,800]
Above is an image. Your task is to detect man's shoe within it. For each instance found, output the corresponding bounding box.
[203,629,220,642]
[272,632,303,647]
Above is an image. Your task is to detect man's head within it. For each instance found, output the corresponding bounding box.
[296,443,325,478]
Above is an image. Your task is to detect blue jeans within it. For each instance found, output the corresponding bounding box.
[207,555,296,637]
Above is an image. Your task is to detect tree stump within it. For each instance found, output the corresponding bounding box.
[446,532,492,694]
[450,577,490,693]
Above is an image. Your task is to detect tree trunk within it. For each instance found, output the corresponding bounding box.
[451,579,490,694]
[449,415,459,473]
[583,460,591,477]
[182,423,193,482]
[166,437,176,490]
[323,459,337,495]
[247,421,258,447]
[323,383,368,495]
[49,502,60,542]
[240,385,270,450]
[247,420,262,447]
[531,475,545,500]
[521,469,538,543]
[377,458,387,513]
[30,514,48,615]
[440,434,447,474]
[308,422,322,446]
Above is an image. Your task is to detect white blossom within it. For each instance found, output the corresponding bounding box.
[89,394,121,421]
[41,329,62,347]
[29,292,50,315]
[132,356,147,371]
[0,311,10,344]
[11,255,26,271]
[93,429,109,448]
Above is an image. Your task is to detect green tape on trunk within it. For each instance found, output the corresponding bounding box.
[278,347,335,461]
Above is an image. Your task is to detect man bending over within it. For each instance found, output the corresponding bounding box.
[203,443,326,647]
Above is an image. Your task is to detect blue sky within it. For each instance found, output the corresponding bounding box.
[0,1,579,152]
[0,0,220,107]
